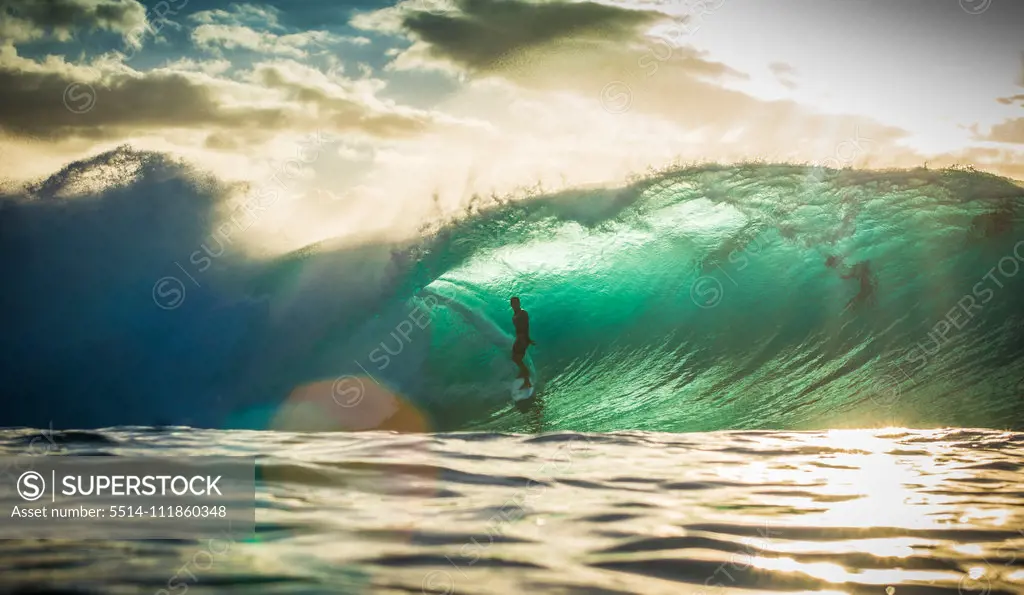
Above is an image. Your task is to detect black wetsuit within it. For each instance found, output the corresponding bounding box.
[512,309,530,358]
[841,261,876,308]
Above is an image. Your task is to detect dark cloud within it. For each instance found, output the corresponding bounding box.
[385,0,907,164]
[0,63,434,142]
[401,0,668,72]
[0,67,285,141]
[0,0,147,41]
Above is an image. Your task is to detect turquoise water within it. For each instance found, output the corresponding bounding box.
[1,427,1022,594]
[2,156,1022,432]
[261,164,1024,433]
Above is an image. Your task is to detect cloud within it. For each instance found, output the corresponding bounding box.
[407,0,662,72]
[251,62,439,137]
[192,24,325,58]
[981,56,1024,143]
[342,0,925,212]
[189,4,371,59]
[769,61,797,89]
[2,0,1018,214]
[0,18,42,45]
[0,0,148,44]
[357,0,748,104]
[190,4,285,29]
[358,0,670,73]
[984,118,1024,144]
[0,56,280,141]
[384,15,900,166]
[0,48,449,143]
[162,57,233,76]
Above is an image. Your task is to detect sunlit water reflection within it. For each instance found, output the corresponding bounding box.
[1,427,1022,594]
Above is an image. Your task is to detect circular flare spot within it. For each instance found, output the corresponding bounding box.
[273,376,430,432]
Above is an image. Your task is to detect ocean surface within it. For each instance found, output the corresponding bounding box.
[3,153,1024,593]
[1,426,1023,594]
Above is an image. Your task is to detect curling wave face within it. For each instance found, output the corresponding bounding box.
[2,150,1022,432]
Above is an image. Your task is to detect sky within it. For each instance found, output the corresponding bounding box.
[1,0,1022,251]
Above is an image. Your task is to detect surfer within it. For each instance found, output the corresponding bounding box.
[510,296,535,388]
[969,201,1015,240]
[826,256,876,310]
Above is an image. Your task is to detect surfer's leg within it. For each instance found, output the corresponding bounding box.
[512,344,531,387]
[518,361,531,387]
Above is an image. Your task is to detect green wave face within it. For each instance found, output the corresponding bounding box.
[402,165,1024,432]
[9,153,1021,432]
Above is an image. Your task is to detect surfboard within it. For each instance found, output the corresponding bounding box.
[510,378,535,401]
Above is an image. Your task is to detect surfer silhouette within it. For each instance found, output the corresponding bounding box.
[826,256,876,310]
[969,200,1015,240]
[510,296,534,388]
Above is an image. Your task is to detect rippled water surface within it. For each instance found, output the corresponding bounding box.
[1,427,1023,594]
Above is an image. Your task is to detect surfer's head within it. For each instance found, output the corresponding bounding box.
[510,296,521,310]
